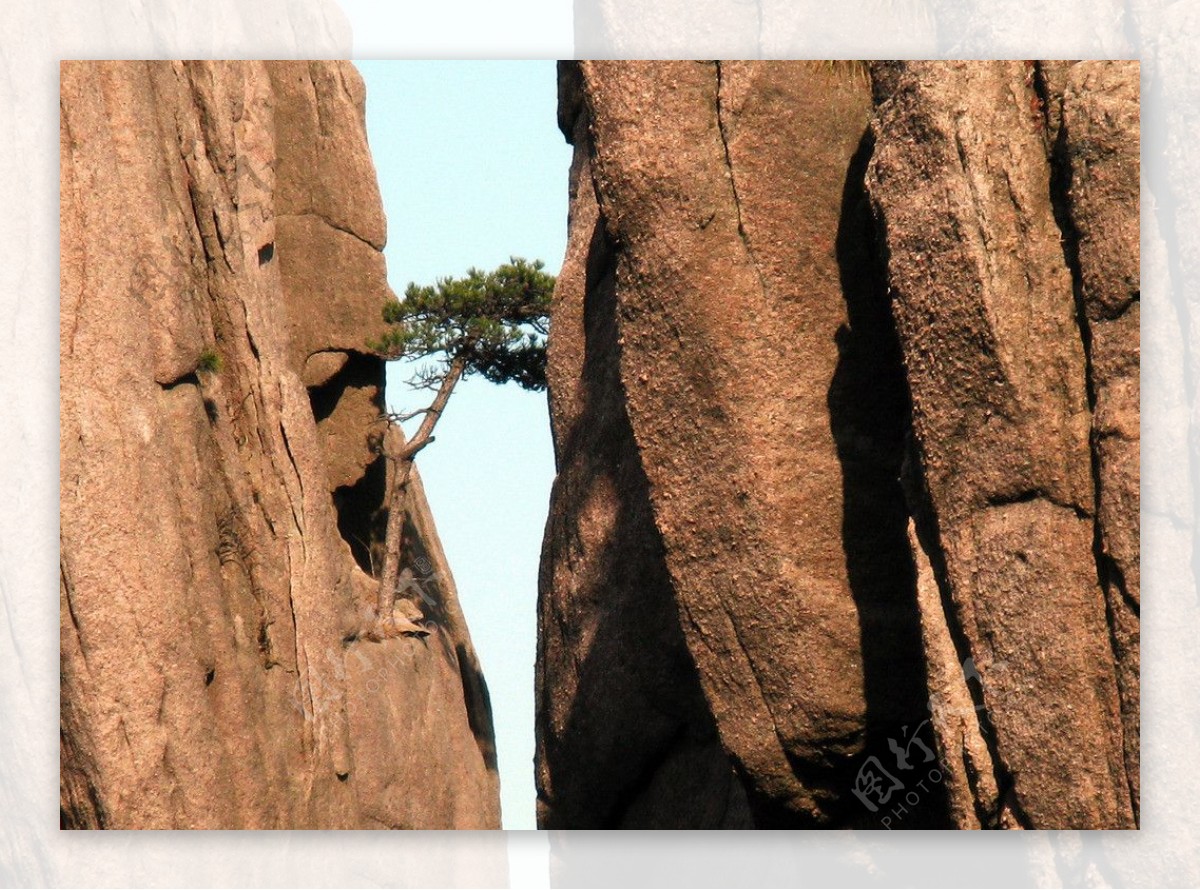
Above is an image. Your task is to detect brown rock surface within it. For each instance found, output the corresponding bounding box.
[866,60,1136,829]
[539,60,1139,829]
[536,64,753,828]
[60,61,499,829]
[539,61,940,827]
[1053,61,1141,816]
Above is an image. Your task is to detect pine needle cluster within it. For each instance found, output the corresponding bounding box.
[372,257,554,392]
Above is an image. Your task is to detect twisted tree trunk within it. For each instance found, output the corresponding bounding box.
[372,355,466,639]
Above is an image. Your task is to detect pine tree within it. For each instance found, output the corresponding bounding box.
[365,257,553,640]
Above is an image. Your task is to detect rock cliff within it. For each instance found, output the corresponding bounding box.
[538,60,1138,829]
[60,61,499,829]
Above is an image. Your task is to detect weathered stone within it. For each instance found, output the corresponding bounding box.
[539,60,939,827]
[909,520,1004,830]
[60,61,499,829]
[1055,59,1141,817]
[540,60,1139,831]
[303,350,351,387]
[867,60,1135,829]
[536,65,751,828]
[276,214,392,367]
[267,61,388,250]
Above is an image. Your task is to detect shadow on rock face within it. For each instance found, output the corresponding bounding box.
[827,126,952,828]
[537,210,754,829]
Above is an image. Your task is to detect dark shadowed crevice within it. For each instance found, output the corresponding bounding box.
[1031,61,1056,154]
[986,487,1092,521]
[304,351,388,575]
[829,125,952,829]
[332,455,386,576]
[306,350,382,423]
[454,643,499,773]
[1045,92,1097,413]
[158,370,201,391]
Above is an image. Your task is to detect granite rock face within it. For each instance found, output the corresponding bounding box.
[536,63,754,828]
[538,60,1139,829]
[60,61,499,829]
[866,60,1138,830]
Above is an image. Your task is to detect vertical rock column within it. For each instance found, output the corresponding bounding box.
[539,60,938,826]
[866,60,1136,829]
[1052,60,1141,819]
[536,63,753,829]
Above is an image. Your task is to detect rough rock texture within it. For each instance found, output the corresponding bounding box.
[1052,61,1141,819]
[540,60,942,828]
[60,60,499,829]
[536,63,754,828]
[538,60,1138,829]
[867,60,1138,830]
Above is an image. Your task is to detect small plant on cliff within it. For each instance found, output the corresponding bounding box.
[363,257,553,641]
[197,348,223,374]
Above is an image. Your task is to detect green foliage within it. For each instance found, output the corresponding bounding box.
[197,348,223,374]
[372,257,554,391]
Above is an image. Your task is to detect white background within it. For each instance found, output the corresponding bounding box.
[7,0,1197,886]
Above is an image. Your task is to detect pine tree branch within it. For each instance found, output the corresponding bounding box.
[399,355,466,461]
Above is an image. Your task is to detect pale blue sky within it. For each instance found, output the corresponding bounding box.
[353,60,570,830]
